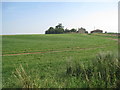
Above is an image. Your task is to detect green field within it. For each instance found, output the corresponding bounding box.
[2,34,119,88]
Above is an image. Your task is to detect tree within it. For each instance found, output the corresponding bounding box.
[55,23,64,29]
[45,27,55,34]
[70,28,77,32]
[55,23,64,34]
[64,28,70,33]
[45,23,65,34]
[105,31,107,33]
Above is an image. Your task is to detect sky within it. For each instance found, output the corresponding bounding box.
[2,1,118,35]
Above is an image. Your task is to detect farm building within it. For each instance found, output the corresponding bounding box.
[91,29,103,33]
[77,27,88,33]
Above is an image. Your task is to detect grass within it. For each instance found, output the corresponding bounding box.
[2,33,119,88]
[66,51,120,88]
[2,34,117,54]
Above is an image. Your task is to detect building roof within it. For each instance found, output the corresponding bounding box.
[91,29,103,33]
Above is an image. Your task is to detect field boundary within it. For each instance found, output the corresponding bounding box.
[106,38,118,41]
[2,46,105,56]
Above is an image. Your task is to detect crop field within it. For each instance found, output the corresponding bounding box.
[2,33,119,88]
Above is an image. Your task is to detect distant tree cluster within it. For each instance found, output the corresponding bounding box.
[45,23,106,34]
[45,23,77,34]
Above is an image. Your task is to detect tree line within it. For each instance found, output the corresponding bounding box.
[45,23,77,34]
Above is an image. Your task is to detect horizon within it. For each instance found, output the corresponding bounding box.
[2,2,118,35]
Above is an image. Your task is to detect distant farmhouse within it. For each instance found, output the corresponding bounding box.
[90,29,103,33]
[45,23,105,34]
[77,27,88,33]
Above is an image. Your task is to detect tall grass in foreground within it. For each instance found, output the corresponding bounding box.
[3,51,120,88]
[66,51,120,88]
[12,64,39,88]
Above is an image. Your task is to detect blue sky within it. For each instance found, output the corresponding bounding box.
[2,2,118,35]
